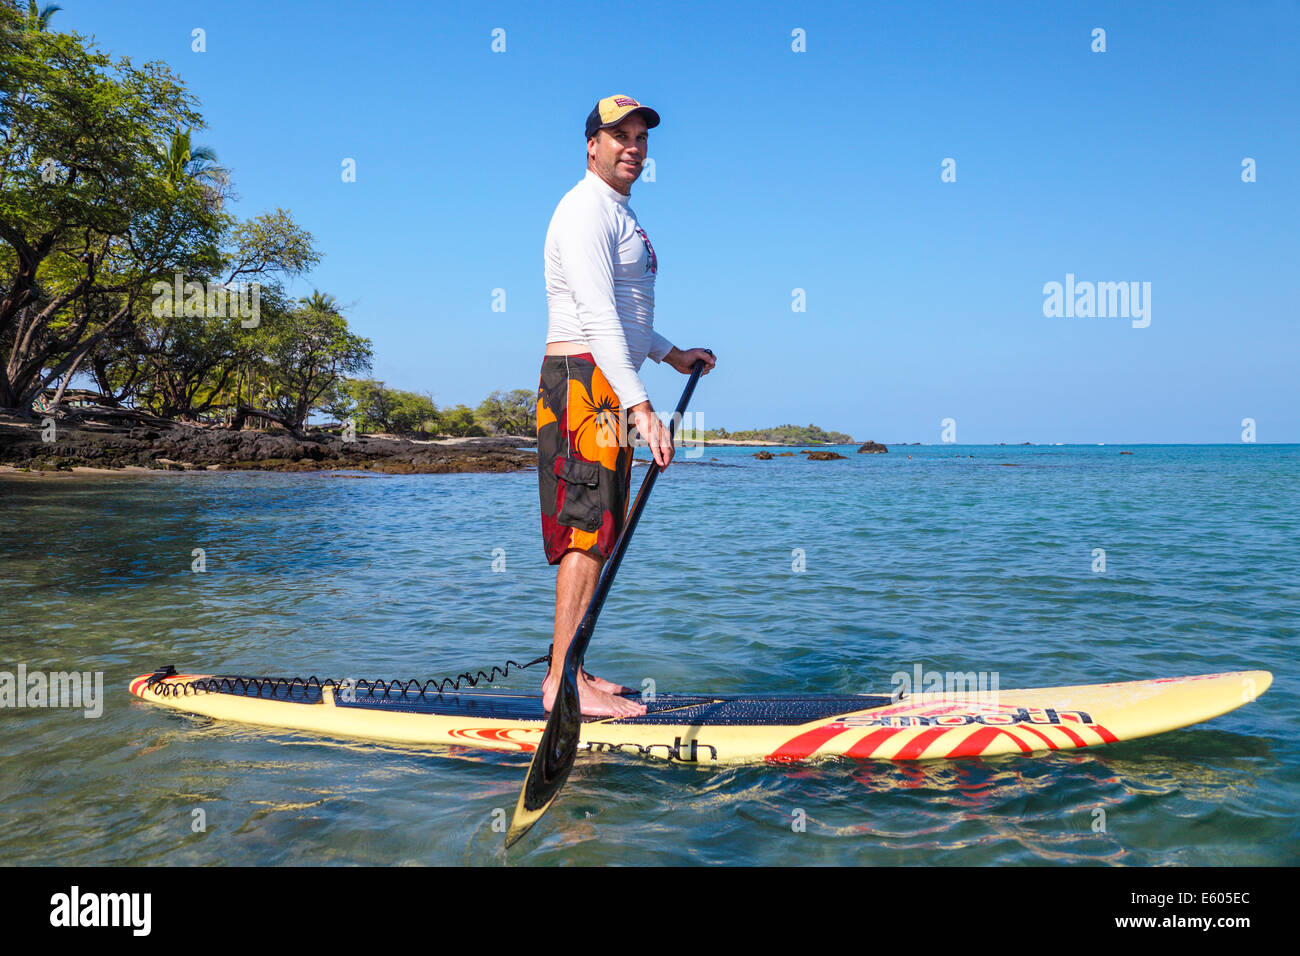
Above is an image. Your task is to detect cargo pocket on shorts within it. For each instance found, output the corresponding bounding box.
[556,457,604,531]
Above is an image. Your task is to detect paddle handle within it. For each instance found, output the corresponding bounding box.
[565,359,706,671]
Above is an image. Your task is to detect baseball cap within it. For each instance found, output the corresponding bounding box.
[584,94,661,139]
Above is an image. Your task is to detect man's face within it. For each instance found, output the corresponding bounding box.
[587,113,648,194]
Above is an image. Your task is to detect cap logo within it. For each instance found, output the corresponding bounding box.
[613,97,638,107]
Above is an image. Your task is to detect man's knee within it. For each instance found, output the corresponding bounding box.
[557,549,602,585]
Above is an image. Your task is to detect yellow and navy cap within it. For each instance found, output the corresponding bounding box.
[584,94,660,139]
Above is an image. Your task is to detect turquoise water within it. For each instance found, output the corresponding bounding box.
[1,444,1296,865]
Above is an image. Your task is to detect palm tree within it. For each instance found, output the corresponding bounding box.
[158,127,230,208]
[24,1,62,32]
[300,290,340,315]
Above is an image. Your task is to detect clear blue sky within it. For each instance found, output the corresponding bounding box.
[64,0,1299,442]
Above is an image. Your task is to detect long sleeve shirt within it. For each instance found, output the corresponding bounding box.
[544,170,674,408]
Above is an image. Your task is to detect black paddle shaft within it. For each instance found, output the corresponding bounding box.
[566,360,706,672]
[507,359,707,846]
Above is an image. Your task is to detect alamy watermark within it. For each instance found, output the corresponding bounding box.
[151,272,261,328]
[598,409,708,459]
[1,664,104,718]
[891,664,1000,704]
[1042,273,1150,328]
[49,886,150,936]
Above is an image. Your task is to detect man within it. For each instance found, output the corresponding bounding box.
[537,94,717,717]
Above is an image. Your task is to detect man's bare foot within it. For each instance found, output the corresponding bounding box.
[542,671,647,718]
[581,669,634,695]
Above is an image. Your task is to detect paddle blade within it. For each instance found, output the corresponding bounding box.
[505,669,583,847]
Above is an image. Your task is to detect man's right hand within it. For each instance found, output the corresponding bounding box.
[629,401,675,469]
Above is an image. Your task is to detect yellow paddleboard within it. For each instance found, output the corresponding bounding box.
[130,668,1272,764]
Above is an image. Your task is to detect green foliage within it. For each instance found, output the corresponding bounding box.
[0,13,346,420]
[133,301,245,419]
[84,213,328,421]
[257,294,372,430]
[330,378,388,431]
[476,388,534,436]
[227,210,320,281]
[329,378,439,436]
[389,388,438,436]
[325,379,523,439]
[0,8,222,408]
[442,404,486,437]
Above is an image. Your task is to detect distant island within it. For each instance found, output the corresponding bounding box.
[679,423,854,445]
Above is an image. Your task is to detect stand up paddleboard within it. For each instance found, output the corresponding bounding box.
[130,667,1271,763]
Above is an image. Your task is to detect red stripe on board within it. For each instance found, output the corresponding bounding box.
[766,725,850,762]
[1017,725,1060,751]
[1090,723,1119,744]
[1053,724,1087,747]
[845,728,902,758]
[945,726,1033,758]
[893,728,952,760]
[1035,722,1117,748]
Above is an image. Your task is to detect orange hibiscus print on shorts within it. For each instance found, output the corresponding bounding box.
[536,388,556,430]
[569,375,623,471]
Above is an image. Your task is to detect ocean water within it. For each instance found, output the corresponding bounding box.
[1,443,1296,866]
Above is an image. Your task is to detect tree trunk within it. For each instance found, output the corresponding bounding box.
[14,300,132,413]
[48,350,87,413]
[228,404,307,439]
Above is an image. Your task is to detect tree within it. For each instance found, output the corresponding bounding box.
[441,403,485,438]
[323,378,439,435]
[0,11,223,413]
[256,294,372,431]
[333,378,393,432]
[476,388,534,436]
[389,389,438,435]
[132,283,288,421]
[82,210,319,420]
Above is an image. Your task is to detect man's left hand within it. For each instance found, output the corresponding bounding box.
[666,347,717,376]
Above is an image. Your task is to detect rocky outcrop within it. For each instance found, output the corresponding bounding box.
[857,441,887,454]
[0,413,536,475]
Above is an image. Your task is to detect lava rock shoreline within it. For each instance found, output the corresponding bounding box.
[0,413,537,476]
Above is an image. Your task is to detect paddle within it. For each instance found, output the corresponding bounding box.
[506,358,707,847]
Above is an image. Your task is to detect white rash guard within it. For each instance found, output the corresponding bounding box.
[544,170,674,409]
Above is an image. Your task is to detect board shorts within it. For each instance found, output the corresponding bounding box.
[537,352,634,566]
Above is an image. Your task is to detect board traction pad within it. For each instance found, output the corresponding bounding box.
[191,677,901,726]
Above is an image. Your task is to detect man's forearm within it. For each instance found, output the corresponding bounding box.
[649,330,676,364]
